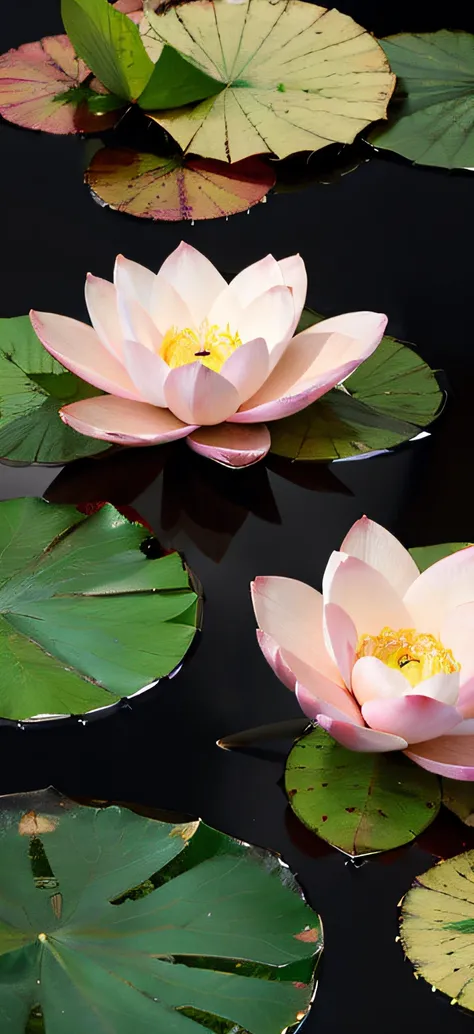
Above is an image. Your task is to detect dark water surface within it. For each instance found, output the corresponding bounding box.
[2,1,474,1031]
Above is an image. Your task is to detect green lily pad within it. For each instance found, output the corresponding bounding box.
[0,498,199,721]
[285,725,440,855]
[400,848,474,1010]
[409,542,473,572]
[442,779,474,827]
[0,789,321,1033]
[61,0,153,100]
[368,31,474,169]
[0,316,110,464]
[61,0,223,109]
[270,308,442,461]
[142,0,394,162]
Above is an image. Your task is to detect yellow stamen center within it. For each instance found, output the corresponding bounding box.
[356,627,460,688]
[159,320,242,373]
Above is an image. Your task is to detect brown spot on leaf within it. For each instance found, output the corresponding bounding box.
[321,815,328,822]
[378,809,388,819]
[19,812,57,836]
[288,788,298,797]
[294,927,319,943]
[50,893,62,920]
[345,806,356,813]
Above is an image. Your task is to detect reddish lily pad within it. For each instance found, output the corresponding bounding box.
[85,147,276,220]
[0,34,123,134]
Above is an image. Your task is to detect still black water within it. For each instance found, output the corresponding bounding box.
[2,1,474,1031]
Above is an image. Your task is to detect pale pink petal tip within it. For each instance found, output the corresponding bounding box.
[361,695,462,744]
[405,735,474,780]
[187,422,271,467]
[60,395,196,446]
[317,714,408,752]
[256,630,297,691]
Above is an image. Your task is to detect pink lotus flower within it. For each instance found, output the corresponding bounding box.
[252,517,474,780]
[30,244,386,469]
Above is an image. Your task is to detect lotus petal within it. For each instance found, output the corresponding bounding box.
[156,242,227,325]
[60,394,196,445]
[85,274,124,359]
[220,338,269,402]
[317,714,408,752]
[403,545,474,636]
[30,311,140,400]
[405,735,474,780]
[341,515,419,597]
[323,552,412,637]
[233,313,386,423]
[186,422,270,467]
[362,694,461,744]
[251,576,341,683]
[164,362,239,425]
[256,630,297,691]
[114,254,156,313]
[122,340,169,407]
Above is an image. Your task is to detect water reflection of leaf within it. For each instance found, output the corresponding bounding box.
[272,140,372,194]
[45,443,349,563]
[44,444,170,506]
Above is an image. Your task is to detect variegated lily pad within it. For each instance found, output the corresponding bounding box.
[0,35,122,134]
[85,147,275,220]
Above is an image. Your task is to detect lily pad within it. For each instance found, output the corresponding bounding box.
[0,498,199,721]
[141,0,394,162]
[368,31,474,169]
[270,311,442,461]
[61,0,153,101]
[442,780,474,827]
[85,148,275,220]
[62,0,223,109]
[0,35,121,134]
[0,316,111,464]
[409,543,473,572]
[285,725,440,855]
[0,788,321,1033]
[400,848,474,1010]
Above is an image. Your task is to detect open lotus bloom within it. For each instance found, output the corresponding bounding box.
[30,244,387,469]
[252,517,474,780]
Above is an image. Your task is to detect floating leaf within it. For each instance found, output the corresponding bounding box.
[285,726,440,855]
[61,0,153,100]
[400,848,474,1010]
[409,542,473,573]
[85,147,275,220]
[0,789,321,1033]
[0,35,122,134]
[137,45,224,111]
[141,0,394,162]
[368,31,474,169]
[0,317,111,464]
[61,0,222,109]
[0,499,199,721]
[442,780,474,827]
[270,311,442,460]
